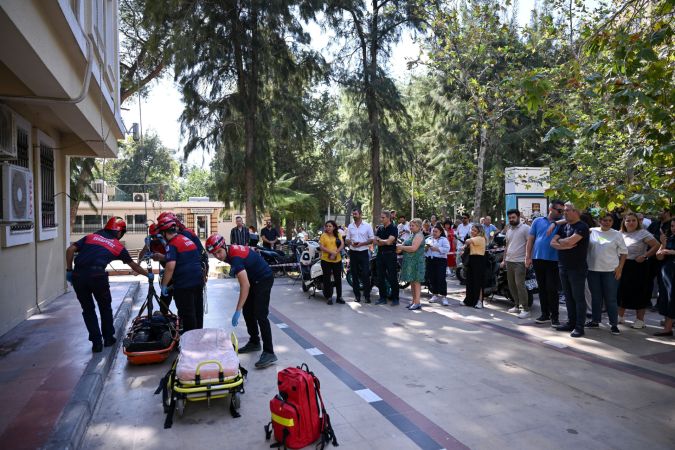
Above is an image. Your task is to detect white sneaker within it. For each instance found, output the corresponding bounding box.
[474,302,484,309]
[632,319,646,329]
[442,298,449,306]
[618,316,624,324]
[517,310,531,319]
[429,295,439,303]
[508,306,520,313]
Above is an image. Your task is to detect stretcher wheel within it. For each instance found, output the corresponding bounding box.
[231,392,241,410]
[176,398,185,416]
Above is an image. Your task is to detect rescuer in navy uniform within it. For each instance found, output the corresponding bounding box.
[157,215,205,332]
[206,233,277,369]
[66,217,152,353]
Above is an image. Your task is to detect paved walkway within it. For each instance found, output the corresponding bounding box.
[0,281,137,450]
[82,277,675,450]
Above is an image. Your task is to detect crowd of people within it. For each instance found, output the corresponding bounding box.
[321,204,675,339]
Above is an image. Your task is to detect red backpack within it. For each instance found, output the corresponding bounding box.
[265,363,338,449]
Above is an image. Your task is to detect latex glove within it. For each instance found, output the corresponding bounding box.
[161,285,170,297]
[147,272,154,282]
[231,310,241,327]
[66,270,73,284]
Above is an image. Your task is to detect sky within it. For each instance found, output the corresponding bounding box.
[120,1,541,168]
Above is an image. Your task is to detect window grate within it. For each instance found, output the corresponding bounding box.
[40,142,56,229]
[8,128,32,232]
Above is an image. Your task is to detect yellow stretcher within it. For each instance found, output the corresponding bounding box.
[156,331,247,429]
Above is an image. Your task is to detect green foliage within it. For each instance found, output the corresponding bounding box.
[176,166,215,201]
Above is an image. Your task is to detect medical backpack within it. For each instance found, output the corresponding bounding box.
[265,363,338,449]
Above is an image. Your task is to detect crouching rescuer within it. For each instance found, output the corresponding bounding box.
[66,217,152,353]
[206,234,277,369]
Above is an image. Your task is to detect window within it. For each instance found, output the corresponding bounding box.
[40,143,56,230]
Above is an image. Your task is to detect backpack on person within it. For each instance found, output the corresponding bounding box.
[264,363,338,449]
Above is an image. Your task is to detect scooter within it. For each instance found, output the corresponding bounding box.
[299,240,326,295]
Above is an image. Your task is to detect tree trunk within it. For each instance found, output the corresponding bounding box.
[367,7,381,227]
[473,124,488,220]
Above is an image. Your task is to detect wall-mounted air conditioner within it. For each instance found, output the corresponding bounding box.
[133,192,149,202]
[0,105,17,160]
[2,163,34,222]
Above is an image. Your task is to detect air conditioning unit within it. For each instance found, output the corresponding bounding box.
[0,105,17,160]
[133,192,149,202]
[2,163,34,222]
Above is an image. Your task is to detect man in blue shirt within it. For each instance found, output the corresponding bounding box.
[66,217,151,352]
[482,215,498,243]
[158,216,205,332]
[206,234,277,369]
[525,200,564,326]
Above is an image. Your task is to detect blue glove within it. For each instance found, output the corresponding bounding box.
[161,285,169,297]
[147,272,154,282]
[231,310,241,327]
[66,271,73,284]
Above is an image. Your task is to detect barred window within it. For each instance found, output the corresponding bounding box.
[40,142,56,229]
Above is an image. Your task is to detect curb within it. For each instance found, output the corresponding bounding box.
[42,282,142,450]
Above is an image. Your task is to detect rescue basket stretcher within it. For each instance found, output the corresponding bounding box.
[155,328,247,429]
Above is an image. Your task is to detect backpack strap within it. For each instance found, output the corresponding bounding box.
[313,373,338,449]
[154,360,177,429]
[269,427,289,449]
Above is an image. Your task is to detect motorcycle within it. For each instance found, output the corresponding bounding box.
[255,239,303,277]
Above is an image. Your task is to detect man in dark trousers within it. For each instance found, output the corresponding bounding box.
[206,234,277,369]
[66,217,151,352]
[346,207,375,303]
[261,219,280,249]
[551,202,590,338]
[230,215,250,246]
[157,215,205,332]
[374,210,400,306]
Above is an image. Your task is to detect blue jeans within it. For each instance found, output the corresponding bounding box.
[559,265,587,330]
[587,271,619,326]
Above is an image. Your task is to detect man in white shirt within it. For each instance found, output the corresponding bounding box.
[397,215,411,241]
[346,207,375,303]
[502,209,531,318]
[456,213,473,257]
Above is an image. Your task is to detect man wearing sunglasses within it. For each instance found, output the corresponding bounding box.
[525,200,565,326]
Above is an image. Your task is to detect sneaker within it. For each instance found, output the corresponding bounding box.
[92,341,103,353]
[584,321,599,328]
[570,329,585,338]
[103,336,117,347]
[391,300,399,306]
[517,310,531,319]
[442,298,449,306]
[375,299,387,305]
[507,306,520,313]
[429,295,439,303]
[327,299,334,305]
[474,302,484,309]
[336,298,346,304]
[610,326,621,335]
[618,316,624,324]
[254,352,278,369]
[238,341,262,354]
[631,319,646,329]
[535,315,550,324]
[551,318,561,328]
[556,323,574,332]
[409,303,422,311]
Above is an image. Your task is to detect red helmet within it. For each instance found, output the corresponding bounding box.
[158,211,185,230]
[104,217,127,238]
[157,215,178,233]
[205,234,226,254]
[148,223,159,236]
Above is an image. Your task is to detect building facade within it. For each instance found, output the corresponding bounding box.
[0,1,124,336]
[72,193,246,251]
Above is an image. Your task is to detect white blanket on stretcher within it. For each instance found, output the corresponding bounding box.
[176,328,240,382]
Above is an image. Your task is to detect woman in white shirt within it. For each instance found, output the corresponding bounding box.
[427,224,451,306]
[586,213,628,334]
[618,212,660,328]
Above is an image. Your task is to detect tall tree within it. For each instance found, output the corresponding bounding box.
[172,0,324,225]
[69,158,98,227]
[325,0,426,224]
